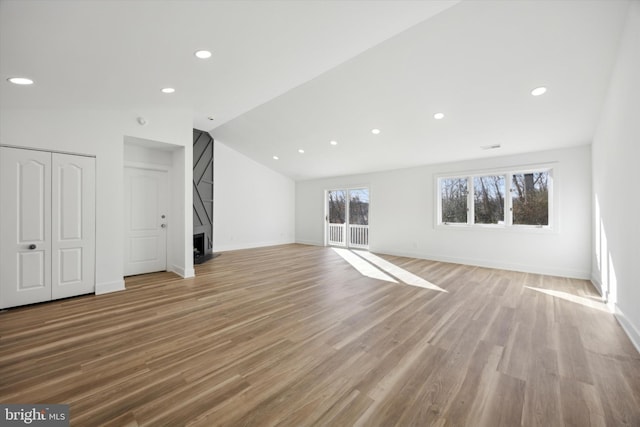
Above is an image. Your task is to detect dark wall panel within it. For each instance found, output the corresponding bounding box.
[193,129,214,252]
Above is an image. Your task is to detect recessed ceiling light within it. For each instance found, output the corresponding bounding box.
[481,144,501,150]
[433,112,445,120]
[194,50,212,59]
[531,86,547,96]
[273,155,279,160]
[7,77,34,85]
[161,87,175,94]
[330,140,338,146]
[371,128,381,135]
[298,149,305,154]
[207,116,215,121]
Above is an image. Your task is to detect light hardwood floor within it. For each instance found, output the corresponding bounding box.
[1,244,639,426]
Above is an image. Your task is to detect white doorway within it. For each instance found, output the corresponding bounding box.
[326,188,369,249]
[123,167,168,276]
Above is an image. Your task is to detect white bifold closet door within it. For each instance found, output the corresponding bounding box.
[0,147,95,309]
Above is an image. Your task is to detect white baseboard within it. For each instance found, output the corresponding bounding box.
[590,276,603,296]
[372,248,591,280]
[577,275,639,356]
[590,274,606,300]
[295,239,323,246]
[213,239,295,252]
[293,243,590,279]
[613,304,640,355]
[95,279,125,295]
[170,264,195,278]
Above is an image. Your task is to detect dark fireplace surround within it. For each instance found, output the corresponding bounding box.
[193,225,214,264]
[193,232,205,259]
[193,129,217,265]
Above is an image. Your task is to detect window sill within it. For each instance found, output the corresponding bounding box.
[436,223,555,234]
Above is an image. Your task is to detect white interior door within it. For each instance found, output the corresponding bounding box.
[124,167,168,276]
[51,153,95,299]
[0,147,52,308]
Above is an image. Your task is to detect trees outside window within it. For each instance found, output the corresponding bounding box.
[438,168,551,228]
[511,172,549,226]
[474,175,505,224]
[328,189,369,225]
[328,190,346,223]
[349,189,369,226]
[440,178,468,224]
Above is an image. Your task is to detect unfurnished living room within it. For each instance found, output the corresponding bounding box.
[1,0,639,426]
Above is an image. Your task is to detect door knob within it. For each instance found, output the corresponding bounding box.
[28,244,36,250]
[161,224,166,228]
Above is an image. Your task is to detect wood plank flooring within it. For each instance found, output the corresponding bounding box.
[1,244,639,426]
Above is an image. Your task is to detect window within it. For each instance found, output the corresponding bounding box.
[349,188,369,226]
[440,177,468,224]
[474,175,505,225]
[437,168,552,229]
[511,171,549,226]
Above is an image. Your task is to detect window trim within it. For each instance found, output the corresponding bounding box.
[435,162,556,232]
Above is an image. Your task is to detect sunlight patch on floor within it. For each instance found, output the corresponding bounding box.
[332,248,446,292]
[354,250,447,292]
[525,286,608,312]
[332,248,398,283]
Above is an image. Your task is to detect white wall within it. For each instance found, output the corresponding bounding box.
[297,145,592,279]
[124,143,173,166]
[592,1,640,351]
[213,141,295,251]
[0,107,194,293]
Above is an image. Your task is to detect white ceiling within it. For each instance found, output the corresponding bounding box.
[1,0,631,180]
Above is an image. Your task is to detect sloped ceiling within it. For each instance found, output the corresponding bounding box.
[1,0,631,180]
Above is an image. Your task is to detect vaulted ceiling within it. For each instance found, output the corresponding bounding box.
[1,0,631,180]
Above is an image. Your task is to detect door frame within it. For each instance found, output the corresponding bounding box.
[324,186,370,249]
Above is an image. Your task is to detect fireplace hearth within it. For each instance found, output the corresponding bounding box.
[193,232,217,264]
